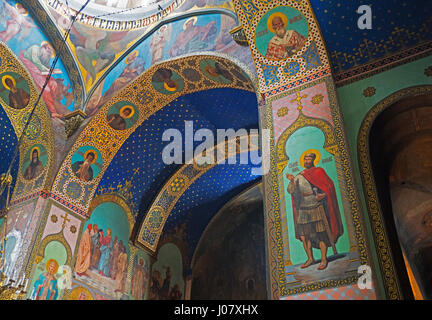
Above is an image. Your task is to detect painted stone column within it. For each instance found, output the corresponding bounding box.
[233,0,382,299]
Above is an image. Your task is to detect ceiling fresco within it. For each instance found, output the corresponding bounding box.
[165,162,261,261]
[0,0,77,118]
[95,87,259,220]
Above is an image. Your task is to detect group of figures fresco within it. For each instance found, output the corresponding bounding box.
[26,201,152,300]
[0,0,74,118]
[74,223,129,294]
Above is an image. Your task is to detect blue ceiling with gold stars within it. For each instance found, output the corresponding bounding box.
[166,162,260,261]
[310,0,432,73]
[0,106,19,205]
[97,88,260,237]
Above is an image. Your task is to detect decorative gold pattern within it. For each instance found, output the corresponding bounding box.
[51,55,255,214]
[363,87,377,97]
[233,0,330,94]
[0,43,54,203]
[136,133,260,252]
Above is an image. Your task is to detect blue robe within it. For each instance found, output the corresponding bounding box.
[32,272,58,300]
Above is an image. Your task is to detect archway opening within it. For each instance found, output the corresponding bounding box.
[369,92,432,299]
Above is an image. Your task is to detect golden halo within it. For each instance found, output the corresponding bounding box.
[83,149,98,164]
[267,12,288,34]
[15,3,28,16]
[164,81,178,92]
[299,149,321,168]
[2,75,16,91]
[120,105,134,118]
[183,16,197,30]
[30,146,41,158]
[67,287,94,300]
[41,41,55,58]
[45,259,59,274]
[125,50,138,65]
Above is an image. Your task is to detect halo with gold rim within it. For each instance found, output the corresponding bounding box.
[41,41,55,58]
[1,75,16,91]
[164,81,178,91]
[183,16,197,30]
[125,50,138,65]
[299,149,321,168]
[267,12,288,34]
[30,146,41,158]
[15,3,28,16]
[120,105,135,118]
[83,149,98,164]
[45,259,59,274]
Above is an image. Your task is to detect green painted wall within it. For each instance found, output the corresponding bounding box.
[336,55,432,298]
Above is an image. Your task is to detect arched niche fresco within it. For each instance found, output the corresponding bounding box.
[358,85,432,300]
[149,242,184,300]
[282,126,351,268]
[71,193,151,300]
[73,200,132,299]
[274,109,363,295]
[28,240,68,300]
[191,183,266,299]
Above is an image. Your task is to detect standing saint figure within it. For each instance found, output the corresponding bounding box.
[265,14,306,60]
[114,243,128,293]
[109,236,119,279]
[286,152,343,270]
[23,147,44,180]
[32,259,59,300]
[75,224,92,276]
[131,258,147,300]
[98,228,113,277]
[150,24,171,65]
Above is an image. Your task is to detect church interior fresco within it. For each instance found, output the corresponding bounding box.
[0,0,431,302]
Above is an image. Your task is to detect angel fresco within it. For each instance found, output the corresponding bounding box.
[0,2,35,43]
[69,24,140,86]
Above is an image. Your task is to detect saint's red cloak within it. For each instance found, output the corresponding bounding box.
[290,166,344,246]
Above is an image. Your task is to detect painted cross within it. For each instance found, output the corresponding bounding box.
[60,213,70,230]
[291,92,308,111]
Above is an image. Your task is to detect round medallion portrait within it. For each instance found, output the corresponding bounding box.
[0,71,31,109]
[200,59,233,84]
[22,144,47,181]
[106,101,139,131]
[255,6,309,61]
[71,146,103,182]
[152,68,184,95]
